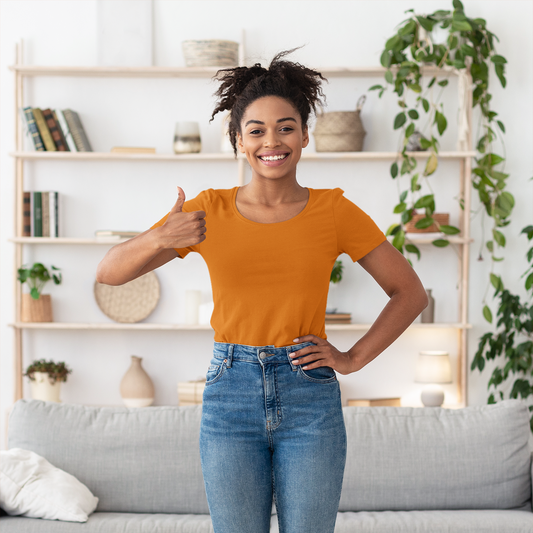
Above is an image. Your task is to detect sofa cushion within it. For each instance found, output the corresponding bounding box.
[339,399,532,512]
[7,401,208,514]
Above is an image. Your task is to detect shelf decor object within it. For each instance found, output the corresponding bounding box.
[119,355,154,407]
[24,359,72,402]
[177,379,205,405]
[181,40,239,67]
[421,289,435,323]
[173,121,201,154]
[415,351,453,407]
[313,95,366,152]
[404,213,450,233]
[93,271,160,323]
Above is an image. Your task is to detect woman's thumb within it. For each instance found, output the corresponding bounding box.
[170,186,185,213]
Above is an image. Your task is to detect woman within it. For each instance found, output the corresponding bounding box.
[96,50,428,533]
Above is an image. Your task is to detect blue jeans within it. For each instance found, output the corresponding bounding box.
[200,342,347,533]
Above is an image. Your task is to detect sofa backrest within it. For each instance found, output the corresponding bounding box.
[339,399,532,512]
[8,400,209,514]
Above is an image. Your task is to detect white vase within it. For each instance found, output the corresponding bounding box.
[120,355,154,407]
[30,372,62,402]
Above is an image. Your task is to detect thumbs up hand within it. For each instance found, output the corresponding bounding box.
[158,187,206,249]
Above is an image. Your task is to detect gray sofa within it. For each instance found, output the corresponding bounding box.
[1,398,532,532]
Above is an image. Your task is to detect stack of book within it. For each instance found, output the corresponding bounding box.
[177,379,206,406]
[325,312,352,324]
[23,191,60,237]
[22,107,92,152]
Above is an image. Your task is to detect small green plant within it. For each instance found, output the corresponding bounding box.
[17,262,61,299]
[330,260,344,284]
[24,359,72,384]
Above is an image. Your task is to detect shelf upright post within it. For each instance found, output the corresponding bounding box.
[13,40,25,402]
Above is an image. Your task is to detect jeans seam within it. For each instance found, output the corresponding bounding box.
[272,461,283,533]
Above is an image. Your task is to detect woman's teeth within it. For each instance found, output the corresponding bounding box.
[259,154,288,161]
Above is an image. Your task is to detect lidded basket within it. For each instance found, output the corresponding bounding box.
[313,95,366,152]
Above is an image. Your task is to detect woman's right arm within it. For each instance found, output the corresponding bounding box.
[96,187,206,286]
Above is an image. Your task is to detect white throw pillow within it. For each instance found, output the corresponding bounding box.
[0,448,99,522]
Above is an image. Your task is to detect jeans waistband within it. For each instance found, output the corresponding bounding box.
[213,341,314,366]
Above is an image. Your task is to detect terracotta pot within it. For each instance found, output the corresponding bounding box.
[21,294,53,322]
[30,372,61,402]
[120,355,154,407]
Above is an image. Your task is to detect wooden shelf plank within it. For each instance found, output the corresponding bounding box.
[8,64,461,79]
[9,150,477,161]
[10,322,472,331]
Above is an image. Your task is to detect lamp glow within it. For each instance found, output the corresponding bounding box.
[415,351,452,407]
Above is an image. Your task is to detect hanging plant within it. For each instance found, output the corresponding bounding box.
[370,0,512,272]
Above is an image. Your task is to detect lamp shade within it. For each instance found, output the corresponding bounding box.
[414,351,452,384]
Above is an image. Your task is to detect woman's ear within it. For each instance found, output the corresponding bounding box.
[302,125,309,148]
[237,132,245,153]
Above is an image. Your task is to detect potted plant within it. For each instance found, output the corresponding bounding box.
[326,260,344,314]
[24,359,72,402]
[17,262,61,322]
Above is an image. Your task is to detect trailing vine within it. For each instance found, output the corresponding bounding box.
[369,0,512,293]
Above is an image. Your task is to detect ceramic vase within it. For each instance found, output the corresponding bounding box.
[21,294,53,322]
[120,355,154,407]
[173,121,201,154]
[421,289,435,323]
[30,372,61,402]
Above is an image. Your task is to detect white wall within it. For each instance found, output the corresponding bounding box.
[1,0,532,449]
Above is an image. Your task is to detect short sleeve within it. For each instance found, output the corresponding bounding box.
[332,188,387,262]
[150,189,214,258]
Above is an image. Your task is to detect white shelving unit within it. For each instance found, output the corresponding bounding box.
[8,43,474,407]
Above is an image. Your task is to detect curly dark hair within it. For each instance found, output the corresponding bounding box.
[211,48,327,156]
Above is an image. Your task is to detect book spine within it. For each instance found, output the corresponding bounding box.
[32,108,56,151]
[33,192,42,237]
[42,192,50,237]
[54,109,77,152]
[63,109,93,151]
[42,108,67,151]
[22,107,45,151]
[49,192,59,238]
[51,110,70,151]
[22,192,31,236]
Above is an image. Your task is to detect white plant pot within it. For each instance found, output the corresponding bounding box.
[30,372,62,402]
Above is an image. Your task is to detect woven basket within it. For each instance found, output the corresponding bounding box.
[94,271,160,323]
[182,40,239,67]
[404,213,450,233]
[313,95,366,152]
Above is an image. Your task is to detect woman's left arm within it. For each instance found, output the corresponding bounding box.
[291,240,428,375]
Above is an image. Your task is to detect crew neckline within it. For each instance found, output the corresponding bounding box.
[232,186,313,225]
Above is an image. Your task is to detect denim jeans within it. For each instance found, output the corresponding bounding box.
[200,342,347,533]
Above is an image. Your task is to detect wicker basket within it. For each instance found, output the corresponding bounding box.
[182,40,239,67]
[404,213,450,233]
[313,95,366,152]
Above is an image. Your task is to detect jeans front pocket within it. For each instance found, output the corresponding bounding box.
[298,365,337,384]
[205,361,226,385]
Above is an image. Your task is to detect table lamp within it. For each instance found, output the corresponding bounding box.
[414,351,452,407]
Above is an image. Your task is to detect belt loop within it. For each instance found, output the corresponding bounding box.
[226,344,234,368]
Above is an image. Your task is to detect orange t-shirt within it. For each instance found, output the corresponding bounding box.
[151,187,386,347]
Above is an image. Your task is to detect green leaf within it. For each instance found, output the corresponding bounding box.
[394,202,407,214]
[380,50,391,68]
[422,98,429,113]
[414,194,435,209]
[408,109,419,120]
[369,84,384,91]
[423,153,438,176]
[432,239,450,248]
[497,120,505,133]
[526,273,533,291]
[491,54,507,64]
[495,192,515,216]
[416,16,434,32]
[30,287,40,300]
[385,34,402,51]
[405,122,415,139]
[522,225,533,239]
[399,190,408,202]
[486,240,494,252]
[483,305,493,323]
[415,217,434,229]
[437,79,449,87]
[427,77,436,89]
[460,44,475,57]
[385,70,394,84]
[392,229,405,251]
[451,20,472,32]
[394,112,407,130]
[409,83,422,93]
[439,225,461,235]
[410,174,420,192]
[493,229,506,247]
[405,243,421,260]
[490,273,504,292]
[390,162,399,178]
[386,223,401,236]
[434,111,447,135]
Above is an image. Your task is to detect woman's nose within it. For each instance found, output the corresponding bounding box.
[263,131,281,147]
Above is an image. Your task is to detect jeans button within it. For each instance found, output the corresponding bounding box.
[259,352,267,359]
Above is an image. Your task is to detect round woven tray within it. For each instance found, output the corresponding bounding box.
[94,271,160,323]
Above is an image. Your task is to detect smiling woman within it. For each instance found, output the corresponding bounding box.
[96,48,428,533]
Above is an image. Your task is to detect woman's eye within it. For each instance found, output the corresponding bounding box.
[249,129,262,135]
[281,127,294,132]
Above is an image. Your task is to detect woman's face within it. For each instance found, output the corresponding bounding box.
[237,96,309,183]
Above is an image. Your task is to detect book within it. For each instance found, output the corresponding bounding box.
[54,109,77,152]
[31,108,56,151]
[325,312,352,324]
[22,107,45,151]
[347,398,402,407]
[42,108,68,151]
[95,230,141,239]
[49,191,59,238]
[177,380,205,404]
[111,146,156,154]
[62,109,93,151]
[42,192,50,237]
[22,192,31,236]
[32,192,42,237]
